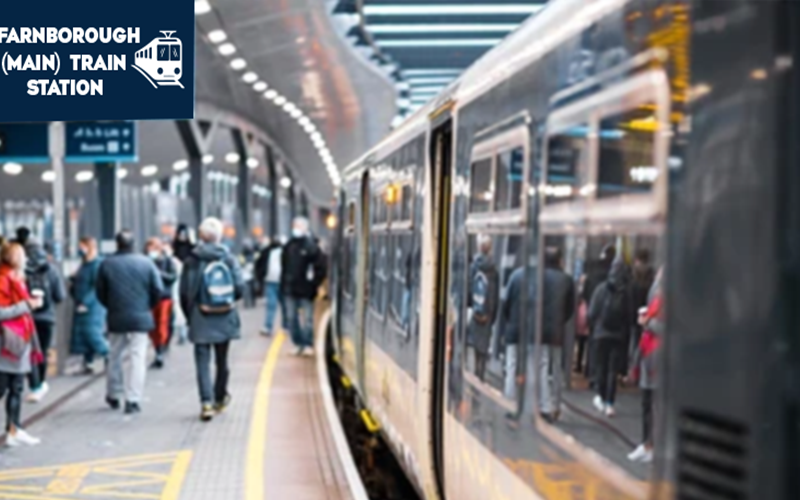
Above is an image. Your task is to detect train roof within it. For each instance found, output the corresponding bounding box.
[342,0,627,179]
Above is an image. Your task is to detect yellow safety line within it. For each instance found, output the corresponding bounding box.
[161,451,192,500]
[245,332,285,500]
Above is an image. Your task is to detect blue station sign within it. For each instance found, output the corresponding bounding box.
[0,0,194,121]
[0,123,50,163]
[65,122,137,163]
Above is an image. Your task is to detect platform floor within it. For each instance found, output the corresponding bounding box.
[0,306,353,500]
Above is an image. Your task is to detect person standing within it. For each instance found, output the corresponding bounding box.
[166,245,188,345]
[179,218,244,421]
[96,231,163,414]
[69,237,108,375]
[281,217,326,356]
[145,238,177,369]
[172,223,195,263]
[0,242,44,446]
[255,237,283,337]
[467,234,499,382]
[23,240,65,403]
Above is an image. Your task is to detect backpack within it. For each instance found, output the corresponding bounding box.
[601,284,627,332]
[26,268,51,312]
[197,259,235,314]
[471,266,497,325]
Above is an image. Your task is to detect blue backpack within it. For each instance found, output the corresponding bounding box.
[197,259,235,314]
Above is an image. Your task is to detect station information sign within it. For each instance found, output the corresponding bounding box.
[0,123,50,162]
[65,122,137,163]
[0,0,194,121]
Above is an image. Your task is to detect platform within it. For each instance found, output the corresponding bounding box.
[0,305,355,500]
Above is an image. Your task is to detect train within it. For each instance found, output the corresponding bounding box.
[133,31,184,89]
[327,1,799,500]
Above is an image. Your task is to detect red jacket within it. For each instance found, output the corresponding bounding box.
[0,264,39,363]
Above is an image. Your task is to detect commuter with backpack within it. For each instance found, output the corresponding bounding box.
[179,217,244,422]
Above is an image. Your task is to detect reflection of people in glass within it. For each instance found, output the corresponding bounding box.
[539,247,575,423]
[500,267,523,398]
[467,234,499,382]
[574,275,590,373]
[628,266,663,463]
[588,258,632,417]
[630,249,655,351]
[581,244,616,381]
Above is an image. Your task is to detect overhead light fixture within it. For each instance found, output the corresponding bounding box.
[283,102,297,113]
[41,170,55,182]
[274,95,287,106]
[290,109,302,119]
[218,43,236,56]
[280,176,292,189]
[407,76,456,85]
[264,89,278,100]
[298,116,311,127]
[303,122,316,133]
[3,162,22,175]
[117,168,129,179]
[396,98,411,108]
[368,23,518,34]
[173,159,189,171]
[195,0,212,15]
[202,154,214,165]
[246,158,259,169]
[380,39,501,48]
[411,85,446,94]
[225,152,240,164]
[230,58,247,70]
[141,165,159,177]
[391,116,405,128]
[310,131,322,142]
[208,29,227,43]
[253,81,268,92]
[363,5,544,15]
[403,69,462,77]
[242,72,258,83]
[396,82,410,91]
[75,170,94,183]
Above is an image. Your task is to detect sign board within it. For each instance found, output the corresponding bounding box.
[0,123,50,162]
[65,121,137,163]
[0,0,194,121]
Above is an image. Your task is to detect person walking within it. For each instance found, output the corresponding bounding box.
[179,218,244,421]
[255,237,283,337]
[145,238,177,369]
[23,240,65,403]
[0,242,45,446]
[172,223,195,263]
[467,234,499,382]
[167,245,188,345]
[96,231,164,414]
[281,217,326,356]
[69,237,108,375]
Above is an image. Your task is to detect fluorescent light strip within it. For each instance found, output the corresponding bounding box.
[409,85,445,94]
[368,23,517,34]
[403,69,462,76]
[363,5,544,16]
[380,39,501,48]
[407,77,456,85]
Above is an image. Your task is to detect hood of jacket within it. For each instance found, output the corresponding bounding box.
[25,242,49,273]
[607,259,630,291]
[472,253,494,273]
[193,243,230,261]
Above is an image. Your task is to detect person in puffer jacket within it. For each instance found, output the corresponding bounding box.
[467,234,499,383]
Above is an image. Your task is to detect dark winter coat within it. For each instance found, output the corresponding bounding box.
[70,258,107,355]
[588,259,634,342]
[172,224,195,263]
[96,250,164,333]
[467,253,499,354]
[500,267,525,346]
[280,236,327,300]
[254,242,282,283]
[153,255,177,301]
[24,242,65,324]
[179,243,244,344]
[541,266,576,346]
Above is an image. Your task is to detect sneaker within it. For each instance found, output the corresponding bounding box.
[593,395,606,414]
[80,365,95,376]
[124,402,141,414]
[26,382,49,403]
[628,444,653,462]
[303,347,315,357]
[260,329,271,337]
[200,404,215,422]
[605,405,616,417]
[6,428,41,447]
[214,394,232,413]
[106,396,121,410]
[294,346,305,356]
[150,358,165,370]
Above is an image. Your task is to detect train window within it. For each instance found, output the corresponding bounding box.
[469,158,493,214]
[400,184,413,222]
[158,44,169,61]
[544,124,590,205]
[170,44,180,61]
[389,232,412,333]
[597,107,656,199]
[495,147,524,210]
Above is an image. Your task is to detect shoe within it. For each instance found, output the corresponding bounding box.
[6,428,41,447]
[124,402,141,414]
[200,404,215,422]
[260,329,271,337]
[605,405,616,417]
[303,347,315,357]
[294,346,305,356]
[628,444,653,462]
[26,382,49,403]
[106,396,121,410]
[214,394,232,413]
[80,365,95,376]
[593,395,606,414]
[539,412,556,424]
[150,358,164,370]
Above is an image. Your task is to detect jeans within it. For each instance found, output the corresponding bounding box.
[642,388,654,445]
[400,288,410,328]
[594,338,624,405]
[0,372,23,431]
[194,342,230,404]
[28,321,54,390]
[537,345,563,414]
[263,282,281,333]
[284,296,314,348]
[504,344,518,398]
[107,333,149,404]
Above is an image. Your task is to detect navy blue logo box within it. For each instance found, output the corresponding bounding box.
[0,0,194,121]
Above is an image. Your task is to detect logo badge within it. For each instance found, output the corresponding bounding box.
[132,31,184,89]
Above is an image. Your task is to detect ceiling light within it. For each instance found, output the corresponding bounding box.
[396,98,411,108]
[230,58,247,70]
[117,168,128,179]
[298,116,311,127]
[403,69,462,77]
[396,82,410,91]
[208,30,227,43]
[407,76,455,85]
[141,165,159,177]
[264,89,278,100]
[280,176,292,189]
[363,5,544,15]
[283,102,297,113]
[274,95,287,106]
[195,0,212,15]
[218,43,236,56]
[202,154,214,165]
[391,116,405,128]
[290,109,302,119]
[380,39,501,48]
[225,152,240,164]
[173,159,189,171]
[368,23,518,34]
[246,158,259,169]
[303,122,316,133]
[3,162,22,175]
[253,81,267,92]
[41,170,55,182]
[75,170,94,183]
[242,72,258,83]
[310,131,322,142]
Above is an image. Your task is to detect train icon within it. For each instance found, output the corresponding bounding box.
[133,31,184,89]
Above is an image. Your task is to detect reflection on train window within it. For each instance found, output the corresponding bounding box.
[372,194,387,224]
[545,124,590,205]
[462,232,525,402]
[597,107,656,198]
[536,232,664,481]
[401,184,413,221]
[369,234,390,315]
[343,232,356,298]
[389,233,412,332]
[495,147,524,210]
[469,158,493,213]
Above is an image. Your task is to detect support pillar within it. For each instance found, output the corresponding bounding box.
[176,120,206,224]
[232,128,251,238]
[266,146,278,239]
[94,162,120,241]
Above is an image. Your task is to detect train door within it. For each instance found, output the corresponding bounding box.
[355,172,371,397]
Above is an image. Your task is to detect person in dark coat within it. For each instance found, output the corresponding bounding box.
[23,240,65,402]
[500,266,525,398]
[145,238,177,369]
[467,234,499,382]
[69,237,108,375]
[172,223,195,263]
[179,217,244,422]
[96,230,163,415]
